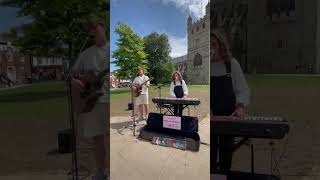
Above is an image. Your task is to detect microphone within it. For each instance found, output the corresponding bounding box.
[155,84,165,89]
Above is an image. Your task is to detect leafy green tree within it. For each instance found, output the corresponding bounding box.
[157,60,175,84]
[112,22,147,80]
[1,0,109,64]
[143,32,172,84]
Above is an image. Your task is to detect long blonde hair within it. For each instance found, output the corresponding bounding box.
[211,31,233,63]
[172,71,183,81]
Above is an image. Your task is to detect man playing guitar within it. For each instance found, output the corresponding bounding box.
[71,16,108,180]
[132,67,150,121]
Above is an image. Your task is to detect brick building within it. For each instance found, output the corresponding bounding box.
[32,56,65,81]
[0,41,32,85]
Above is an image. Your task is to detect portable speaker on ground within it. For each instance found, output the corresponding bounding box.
[57,129,74,154]
[211,171,280,180]
[128,102,133,110]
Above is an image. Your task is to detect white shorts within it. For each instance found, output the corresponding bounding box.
[78,103,108,138]
[135,94,149,105]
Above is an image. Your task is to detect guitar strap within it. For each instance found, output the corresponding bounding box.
[97,46,109,81]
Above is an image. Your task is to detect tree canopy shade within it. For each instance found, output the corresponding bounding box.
[0,0,109,64]
[112,22,148,81]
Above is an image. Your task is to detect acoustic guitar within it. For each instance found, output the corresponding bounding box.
[131,77,153,97]
[72,69,108,113]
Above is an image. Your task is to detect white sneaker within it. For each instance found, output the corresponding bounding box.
[136,116,143,123]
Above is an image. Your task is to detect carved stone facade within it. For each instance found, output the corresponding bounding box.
[211,0,320,74]
[173,3,210,85]
[174,55,188,80]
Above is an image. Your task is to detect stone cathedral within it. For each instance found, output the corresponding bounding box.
[173,3,210,85]
[211,0,320,74]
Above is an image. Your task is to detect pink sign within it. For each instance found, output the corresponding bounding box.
[163,115,181,130]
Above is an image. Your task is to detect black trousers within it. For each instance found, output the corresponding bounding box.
[173,104,183,116]
[211,134,234,174]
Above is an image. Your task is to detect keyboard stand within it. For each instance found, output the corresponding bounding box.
[157,104,193,116]
[251,144,254,175]
[231,138,255,174]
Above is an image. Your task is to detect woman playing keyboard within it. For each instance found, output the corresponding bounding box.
[169,71,189,116]
[211,31,250,174]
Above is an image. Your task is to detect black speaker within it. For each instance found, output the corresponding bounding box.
[57,129,74,154]
[128,102,133,110]
[227,171,280,180]
[147,112,198,132]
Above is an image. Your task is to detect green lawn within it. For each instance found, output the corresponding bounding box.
[0,76,320,177]
[0,81,68,121]
[1,75,320,120]
[247,75,320,88]
[110,84,210,118]
[110,85,209,101]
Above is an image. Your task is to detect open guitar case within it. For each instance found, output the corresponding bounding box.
[140,112,201,151]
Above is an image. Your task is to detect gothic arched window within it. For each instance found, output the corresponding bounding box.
[193,53,202,67]
[267,0,295,17]
[6,47,14,62]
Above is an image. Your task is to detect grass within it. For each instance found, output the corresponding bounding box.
[247,75,320,88]
[0,76,320,178]
[1,75,320,121]
[110,85,209,100]
[231,75,320,178]
[0,81,68,121]
[110,85,210,119]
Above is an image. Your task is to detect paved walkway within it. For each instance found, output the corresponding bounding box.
[110,115,210,180]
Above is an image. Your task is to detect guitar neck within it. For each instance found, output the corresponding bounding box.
[141,79,150,86]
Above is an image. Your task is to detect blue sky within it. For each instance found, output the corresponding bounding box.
[0,7,31,33]
[110,0,209,72]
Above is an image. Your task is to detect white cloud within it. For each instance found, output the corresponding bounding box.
[168,34,187,58]
[160,0,209,20]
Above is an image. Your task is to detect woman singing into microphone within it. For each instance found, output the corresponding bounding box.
[170,71,188,116]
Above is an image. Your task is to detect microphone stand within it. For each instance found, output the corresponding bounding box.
[122,79,137,136]
[66,70,79,180]
[131,84,136,136]
[65,35,89,180]
[155,84,164,113]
